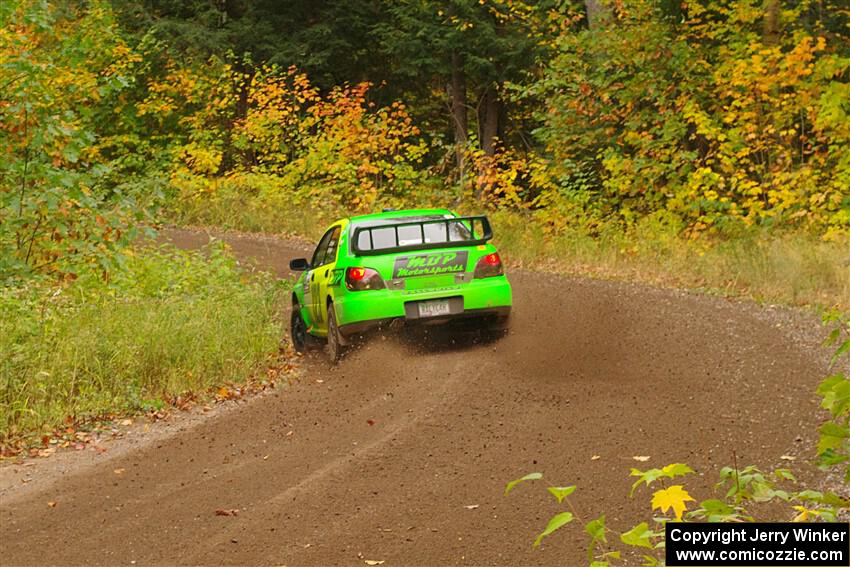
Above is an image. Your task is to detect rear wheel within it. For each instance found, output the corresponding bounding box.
[482,313,511,341]
[492,313,511,332]
[326,305,346,364]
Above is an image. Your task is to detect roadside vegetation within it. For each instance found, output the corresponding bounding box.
[0,243,285,450]
[0,2,289,451]
[179,193,850,309]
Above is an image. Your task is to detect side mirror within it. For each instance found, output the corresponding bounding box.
[289,258,310,271]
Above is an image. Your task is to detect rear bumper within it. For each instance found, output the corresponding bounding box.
[335,275,512,337]
[338,306,511,337]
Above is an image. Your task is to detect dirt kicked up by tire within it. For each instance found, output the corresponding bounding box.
[0,227,830,567]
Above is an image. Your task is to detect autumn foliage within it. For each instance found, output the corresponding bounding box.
[2,0,848,286]
[0,1,148,279]
[529,1,850,237]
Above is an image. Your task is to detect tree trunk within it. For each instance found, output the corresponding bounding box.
[479,87,500,157]
[763,0,780,45]
[449,51,468,173]
[219,66,253,174]
[584,0,611,29]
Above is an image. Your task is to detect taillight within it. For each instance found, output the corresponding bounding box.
[345,267,386,291]
[474,252,504,278]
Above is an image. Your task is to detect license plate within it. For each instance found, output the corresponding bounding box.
[418,299,451,318]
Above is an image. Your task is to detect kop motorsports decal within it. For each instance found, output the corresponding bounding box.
[393,251,468,278]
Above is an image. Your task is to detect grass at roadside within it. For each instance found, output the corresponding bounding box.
[0,242,287,448]
[169,182,850,312]
[173,173,327,239]
[490,210,850,312]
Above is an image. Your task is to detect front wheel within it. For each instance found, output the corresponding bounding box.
[326,305,346,364]
[291,306,310,353]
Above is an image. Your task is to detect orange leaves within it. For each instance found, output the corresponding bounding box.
[192,69,432,212]
[466,145,529,209]
[221,65,425,207]
[239,65,320,156]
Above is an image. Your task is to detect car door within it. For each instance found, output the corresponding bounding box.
[306,228,333,327]
[308,225,341,331]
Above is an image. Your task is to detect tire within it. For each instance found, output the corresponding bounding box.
[482,314,511,341]
[326,305,345,364]
[492,313,511,332]
[290,305,310,353]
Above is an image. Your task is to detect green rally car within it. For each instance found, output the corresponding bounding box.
[289,208,513,362]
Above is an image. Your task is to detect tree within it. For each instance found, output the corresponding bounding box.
[584,0,611,29]
[374,0,543,171]
[111,0,388,89]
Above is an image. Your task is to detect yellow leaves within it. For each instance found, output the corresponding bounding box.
[180,144,223,176]
[792,505,812,522]
[651,485,695,520]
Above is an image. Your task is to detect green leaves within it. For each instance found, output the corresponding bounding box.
[585,515,607,561]
[831,340,850,366]
[818,421,849,453]
[815,316,850,482]
[629,463,694,496]
[504,474,576,503]
[584,516,606,543]
[819,375,850,417]
[505,473,580,550]
[691,498,739,522]
[524,0,850,234]
[533,511,573,548]
[504,472,542,495]
[620,522,654,549]
[546,485,576,503]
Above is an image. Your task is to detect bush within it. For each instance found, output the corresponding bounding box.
[0,242,286,444]
[488,209,850,310]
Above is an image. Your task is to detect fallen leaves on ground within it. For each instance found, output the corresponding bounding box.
[2,355,301,460]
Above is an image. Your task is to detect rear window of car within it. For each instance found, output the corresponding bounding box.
[351,215,473,252]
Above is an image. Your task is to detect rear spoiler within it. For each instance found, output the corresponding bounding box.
[351,216,493,256]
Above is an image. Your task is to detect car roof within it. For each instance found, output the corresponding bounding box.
[347,208,454,225]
